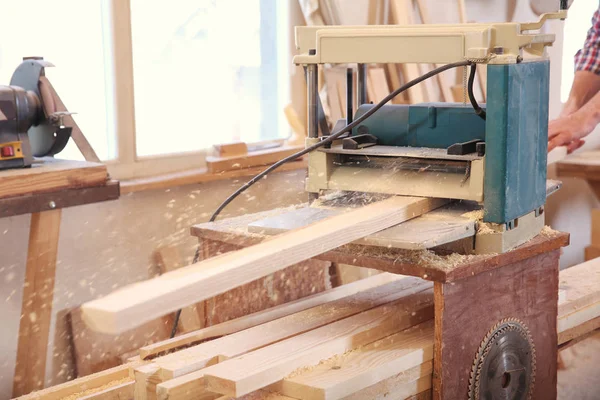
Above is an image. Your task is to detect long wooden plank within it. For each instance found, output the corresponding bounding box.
[0,158,107,200]
[15,363,140,400]
[13,209,62,397]
[81,196,445,334]
[205,145,304,173]
[202,288,434,397]
[139,273,401,360]
[78,381,134,400]
[154,247,204,333]
[151,278,432,400]
[389,0,426,104]
[558,259,600,316]
[277,321,434,399]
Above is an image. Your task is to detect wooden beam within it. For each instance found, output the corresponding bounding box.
[0,159,107,200]
[558,258,600,317]
[15,363,140,400]
[202,289,434,397]
[0,180,119,218]
[81,196,445,334]
[205,145,304,174]
[152,278,432,400]
[277,321,434,399]
[13,209,62,397]
[154,247,204,333]
[213,142,248,158]
[389,0,426,104]
[139,273,402,360]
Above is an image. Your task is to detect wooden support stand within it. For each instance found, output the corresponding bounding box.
[4,158,119,397]
[186,207,568,399]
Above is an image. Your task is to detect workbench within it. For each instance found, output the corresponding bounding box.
[2,158,119,398]
[190,198,569,399]
[556,151,600,260]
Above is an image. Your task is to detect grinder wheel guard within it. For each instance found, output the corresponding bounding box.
[468,318,536,400]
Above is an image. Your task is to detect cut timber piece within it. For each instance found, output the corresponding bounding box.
[0,158,107,200]
[283,105,307,146]
[558,259,600,317]
[277,321,434,399]
[77,381,134,400]
[367,67,390,103]
[139,273,401,360]
[13,209,62,397]
[213,142,248,158]
[15,362,140,400]
[154,246,203,333]
[341,362,433,400]
[81,196,446,334]
[153,278,432,400]
[474,209,544,254]
[205,145,303,173]
[592,208,600,246]
[202,288,434,397]
[559,316,600,345]
[389,0,426,104]
[248,203,475,251]
[585,245,600,261]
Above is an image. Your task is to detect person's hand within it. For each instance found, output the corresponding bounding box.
[548,110,596,154]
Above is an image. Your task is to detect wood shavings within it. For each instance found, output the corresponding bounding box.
[461,209,484,221]
[541,225,560,237]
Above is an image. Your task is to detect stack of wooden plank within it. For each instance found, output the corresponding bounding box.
[16,258,600,400]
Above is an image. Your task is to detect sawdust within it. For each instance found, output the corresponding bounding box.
[461,209,484,221]
[476,222,497,235]
[312,190,391,209]
[540,225,560,237]
[60,377,132,400]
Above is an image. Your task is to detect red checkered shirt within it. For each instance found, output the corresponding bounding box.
[575,7,600,74]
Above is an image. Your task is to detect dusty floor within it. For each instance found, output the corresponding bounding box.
[558,331,600,399]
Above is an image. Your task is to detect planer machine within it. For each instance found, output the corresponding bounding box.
[293,6,567,254]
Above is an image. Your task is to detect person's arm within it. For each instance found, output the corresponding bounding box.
[549,7,600,153]
[560,71,600,117]
[549,89,600,152]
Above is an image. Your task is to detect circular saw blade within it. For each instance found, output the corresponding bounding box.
[468,318,536,400]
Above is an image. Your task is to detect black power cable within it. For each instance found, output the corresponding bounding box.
[208,60,472,223]
[468,63,486,120]
[170,59,474,338]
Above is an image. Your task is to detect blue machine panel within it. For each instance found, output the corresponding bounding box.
[484,61,549,224]
[353,103,486,148]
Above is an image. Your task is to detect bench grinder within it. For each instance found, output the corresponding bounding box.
[0,57,73,170]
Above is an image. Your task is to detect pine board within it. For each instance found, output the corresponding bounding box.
[202,288,434,397]
[153,278,432,400]
[0,158,107,199]
[81,196,445,334]
[277,321,434,399]
[139,273,401,360]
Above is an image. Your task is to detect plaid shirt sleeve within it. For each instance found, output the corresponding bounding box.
[575,7,600,74]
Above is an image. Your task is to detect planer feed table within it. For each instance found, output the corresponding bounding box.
[191,193,569,400]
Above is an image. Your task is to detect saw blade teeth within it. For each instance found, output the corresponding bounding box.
[467,317,536,400]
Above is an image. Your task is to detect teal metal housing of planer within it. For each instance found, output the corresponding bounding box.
[294,6,566,226]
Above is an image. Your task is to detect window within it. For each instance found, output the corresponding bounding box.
[0,0,114,161]
[130,0,290,157]
[0,0,291,179]
[561,0,599,102]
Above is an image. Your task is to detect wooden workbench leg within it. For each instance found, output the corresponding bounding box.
[13,209,62,397]
[433,250,560,400]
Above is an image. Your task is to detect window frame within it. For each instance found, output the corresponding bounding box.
[103,0,294,181]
